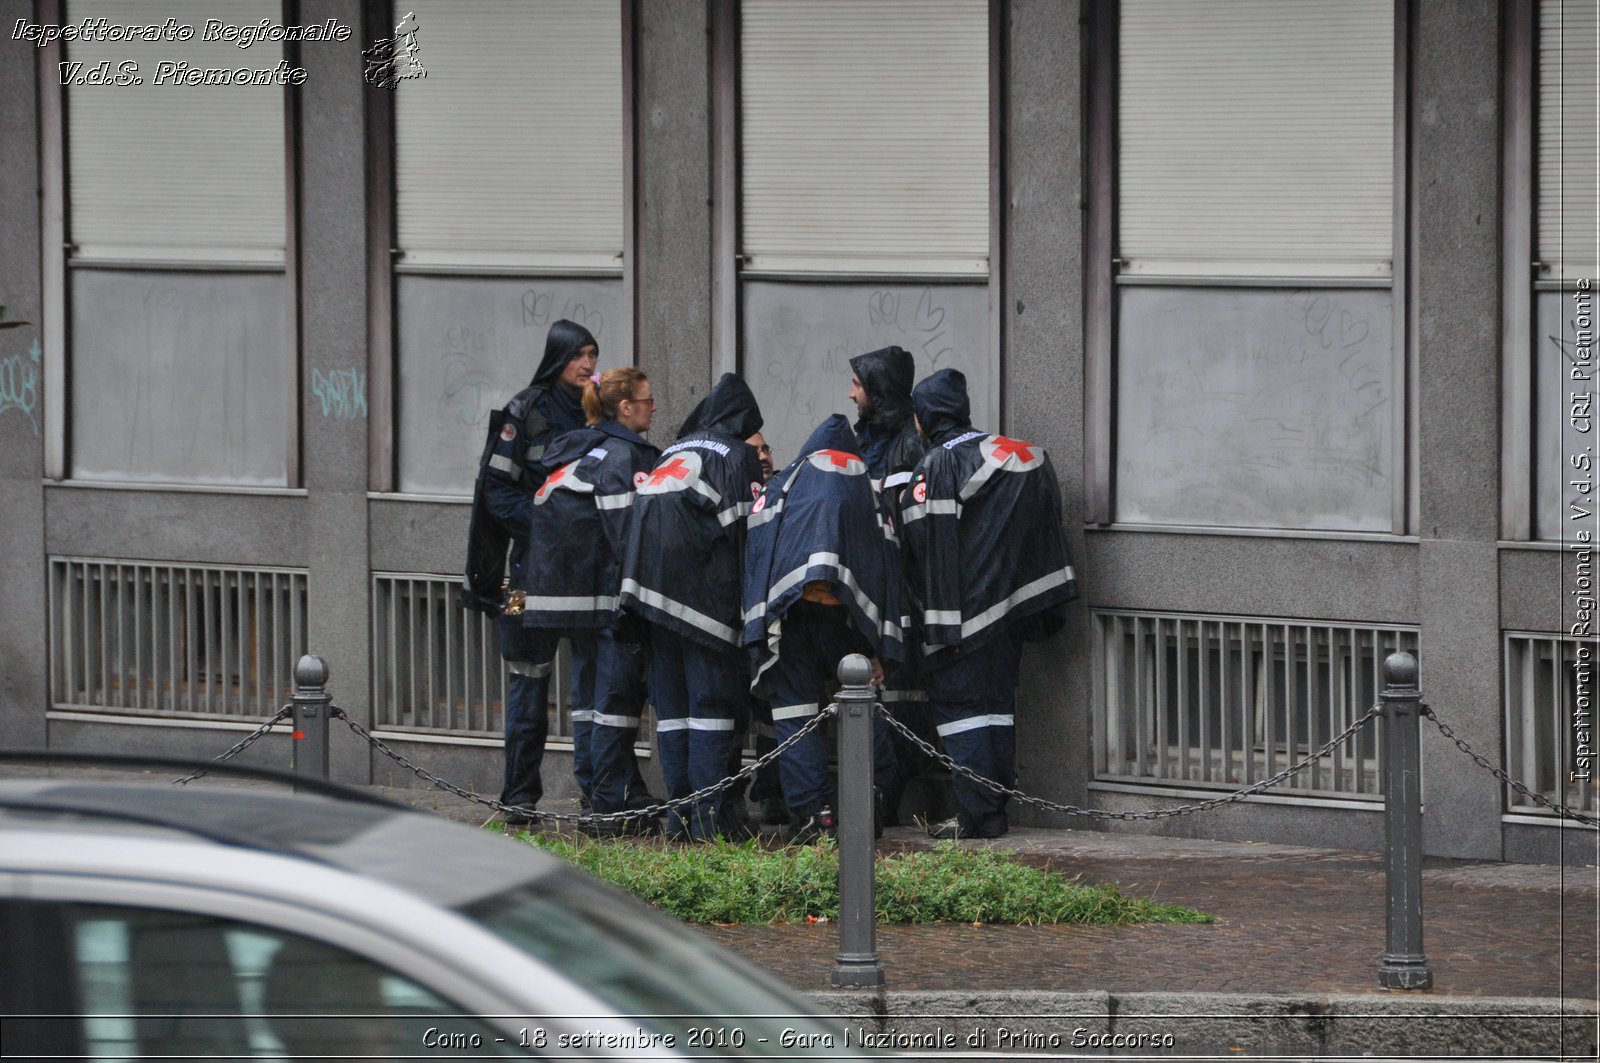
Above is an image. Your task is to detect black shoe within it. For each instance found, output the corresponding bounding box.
[926,816,965,840]
[759,796,792,826]
[503,812,537,831]
[790,806,837,845]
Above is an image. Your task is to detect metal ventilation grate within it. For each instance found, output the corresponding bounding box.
[49,557,308,718]
[1504,632,1597,819]
[1094,610,1420,799]
[372,573,574,739]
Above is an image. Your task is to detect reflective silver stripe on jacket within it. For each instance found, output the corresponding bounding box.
[619,579,740,644]
[522,594,618,612]
[750,551,882,630]
[936,714,1014,737]
[956,566,1074,641]
[900,497,960,524]
[771,703,820,721]
[489,454,520,479]
[594,493,635,510]
[882,470,914,489]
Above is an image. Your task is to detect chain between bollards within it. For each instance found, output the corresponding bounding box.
[1377,650,1432,991]
[831,654,884,989]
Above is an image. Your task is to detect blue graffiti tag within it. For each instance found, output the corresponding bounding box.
[311,367,368,419]
[0,339,41,435]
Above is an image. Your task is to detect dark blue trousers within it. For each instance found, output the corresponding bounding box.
[925,634,1024,834]
[648,627,745,839]
[763,602,897,819]
[499,618,557,811]
[586,630,651,814]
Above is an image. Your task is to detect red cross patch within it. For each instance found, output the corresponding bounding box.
[751,481,763,499]
[806,448,866,476]
[911,481,928,504]
[752,492,768,514]
[981,434,1043,470]
[633,471,649,488]
[638,451,702,494]
[535,461,577,502]
[500,423,517,442]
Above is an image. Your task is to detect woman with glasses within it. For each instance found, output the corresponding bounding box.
[520,368,662,831]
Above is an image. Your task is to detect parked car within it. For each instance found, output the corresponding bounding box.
[0,767,864,1061]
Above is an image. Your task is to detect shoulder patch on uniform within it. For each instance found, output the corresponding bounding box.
[633,471,649,488]
[751,481,764,499]
[752,491,768,514]
[911,481,928,504]
[637,451,703,494]
[982,434,1043,470]
[500,423,517,442]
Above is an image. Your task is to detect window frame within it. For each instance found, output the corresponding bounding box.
[1084,0,1412,535]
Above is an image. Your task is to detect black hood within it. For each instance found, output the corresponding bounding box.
[676,373,764,440]
[849,345,915,425]
[911,368,972,445]
[529,319,599,389]
[795,413,859,459]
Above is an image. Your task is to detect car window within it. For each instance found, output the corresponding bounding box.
[67,904,527,1061]
[465,876,863,1059]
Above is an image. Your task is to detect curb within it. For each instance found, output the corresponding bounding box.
[809,990,1600,1058]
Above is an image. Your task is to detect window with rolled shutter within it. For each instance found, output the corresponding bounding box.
[394,0,624,271]
[1538,0,1598,281]
[740,0,989,275]
[1118,0,1394,280]
[66,0,286,264]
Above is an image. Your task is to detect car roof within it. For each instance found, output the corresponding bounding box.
[0,779,558,909]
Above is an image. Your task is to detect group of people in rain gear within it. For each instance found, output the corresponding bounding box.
[463,321,1078,842]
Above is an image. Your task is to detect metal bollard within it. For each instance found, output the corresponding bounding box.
[831,654,884,988]
[1377,650,1432,990]
[291,654,332,792]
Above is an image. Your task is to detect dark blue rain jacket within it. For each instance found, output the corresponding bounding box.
[519,420,660,632]
[899,368,1077,661]
[619,374,765,651]
[460,320,596,614]
[742,415,905,695]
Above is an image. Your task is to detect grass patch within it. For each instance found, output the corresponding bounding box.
[499,828,1212,927]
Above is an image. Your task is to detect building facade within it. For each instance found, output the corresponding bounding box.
[0,0,1595,863]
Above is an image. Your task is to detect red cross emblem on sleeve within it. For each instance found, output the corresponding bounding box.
[638,452,702,494]
[536,461,575,501]
[983,435,1042,470]
[648,457,692,486]
[807,449,865,475]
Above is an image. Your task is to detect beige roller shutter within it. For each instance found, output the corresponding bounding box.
[740,0,989,276]
[1539,0,1599,281]
[395,0,624,272]
[65,0,286,264]
[1118,0,1394,279]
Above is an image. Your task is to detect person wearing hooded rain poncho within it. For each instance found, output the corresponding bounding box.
[520,367,662,831]
[899,368,1079,840]
[848,344,930,824]
[460,320,597,824]
[742,414,903,842]
[619,373,765,841]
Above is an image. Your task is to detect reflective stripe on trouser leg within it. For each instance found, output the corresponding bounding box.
[499,616,556,810]
[590,630,648,814]
[682,636,746,839]
[569,632,599,798]
[647,630,692,837]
